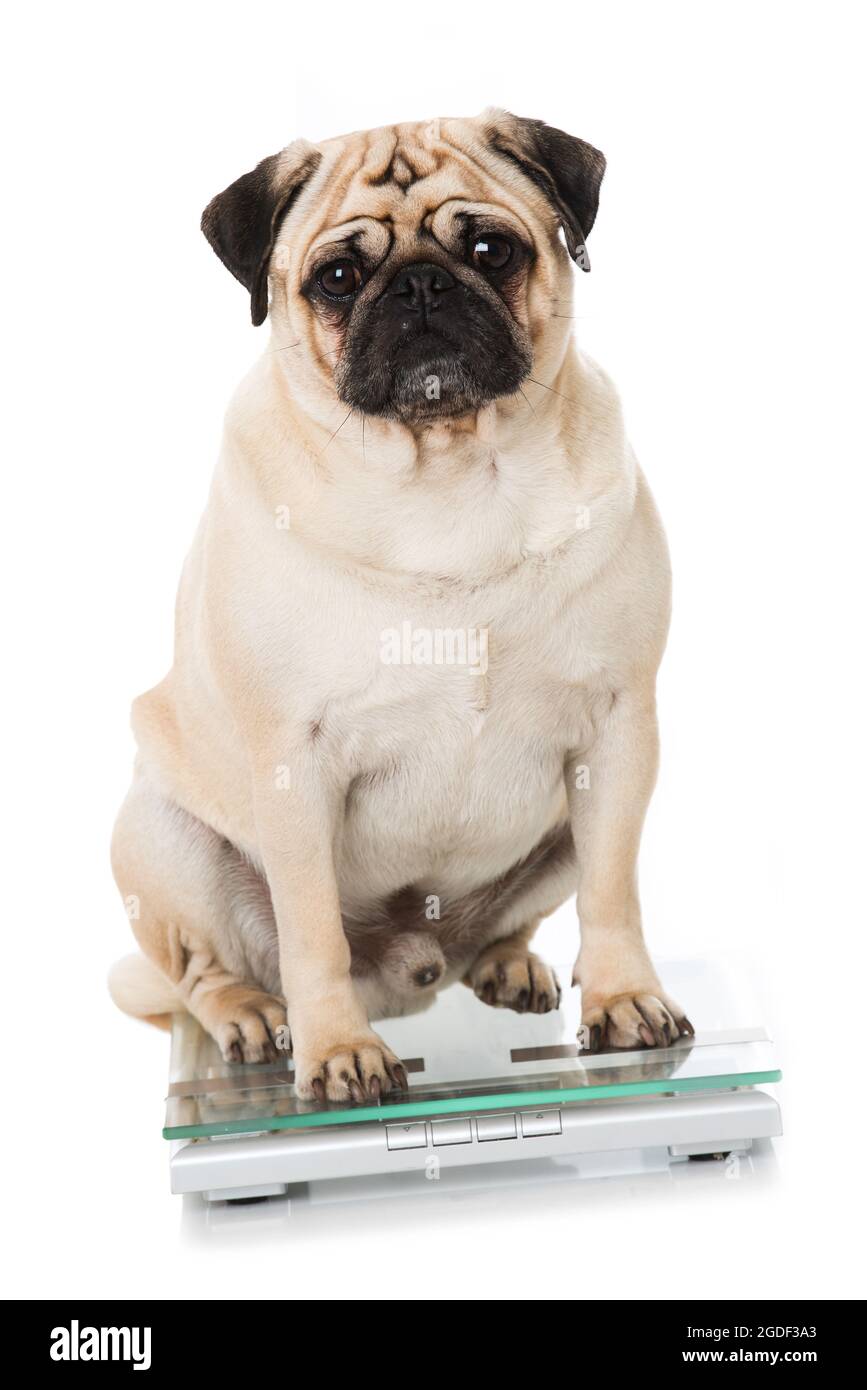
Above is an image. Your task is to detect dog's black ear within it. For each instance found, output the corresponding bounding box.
[201,142,321,325]
[486,112,605,270]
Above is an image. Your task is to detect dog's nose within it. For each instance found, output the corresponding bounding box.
[388,262,456,317]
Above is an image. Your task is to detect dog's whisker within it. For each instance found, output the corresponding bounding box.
[318,408,354,457]
[269,342,343,364]
[518,385,537,416]
[525,376,579,407]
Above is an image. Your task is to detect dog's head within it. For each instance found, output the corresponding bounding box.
[202,111,605,425]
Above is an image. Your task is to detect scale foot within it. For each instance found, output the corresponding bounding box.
[671,1138,751,1160]
[204,1182,289,1204]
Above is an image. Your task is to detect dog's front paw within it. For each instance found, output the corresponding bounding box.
[581,992,694,1053]
[293,1032,409,1103]
[470,951,562,1014]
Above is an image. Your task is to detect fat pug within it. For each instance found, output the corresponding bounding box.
[109,109,693,1102]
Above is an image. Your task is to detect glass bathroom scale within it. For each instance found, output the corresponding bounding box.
[164,959,782,1202]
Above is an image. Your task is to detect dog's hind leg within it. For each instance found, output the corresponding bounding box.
[465,922,562,1014]
[455,823,577,1014]
[110,772,287,1063]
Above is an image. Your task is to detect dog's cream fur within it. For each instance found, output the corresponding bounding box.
[110,112,689,1100]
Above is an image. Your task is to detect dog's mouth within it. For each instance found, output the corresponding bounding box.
[334,280,532,424]
[384,332,493,422]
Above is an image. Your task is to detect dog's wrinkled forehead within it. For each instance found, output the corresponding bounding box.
[295,119,522,260]
[347,121,453,195]
[321,120,485,212]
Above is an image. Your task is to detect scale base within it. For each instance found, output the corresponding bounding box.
[172,1086,781,1203]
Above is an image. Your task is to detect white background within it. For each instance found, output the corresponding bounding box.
[2,0,866,1300]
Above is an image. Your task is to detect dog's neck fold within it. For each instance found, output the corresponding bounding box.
[219,346,636,585]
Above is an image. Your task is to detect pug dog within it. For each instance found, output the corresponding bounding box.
[109,109,693,1102]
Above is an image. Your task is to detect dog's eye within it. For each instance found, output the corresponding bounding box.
[471,235,513,271]
[317,259,362,298]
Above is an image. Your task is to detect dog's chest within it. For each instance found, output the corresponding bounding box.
[298,564,606,900]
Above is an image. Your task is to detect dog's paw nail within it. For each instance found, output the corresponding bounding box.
[583,993,690,1052]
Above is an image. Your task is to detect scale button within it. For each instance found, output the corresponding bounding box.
[520,1109,562,1137]
[476,1113,518,1141]
[431,1118,473,1146]
[385,1122,427,1150]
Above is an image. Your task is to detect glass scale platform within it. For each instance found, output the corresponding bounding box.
[165,958,782,1201]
